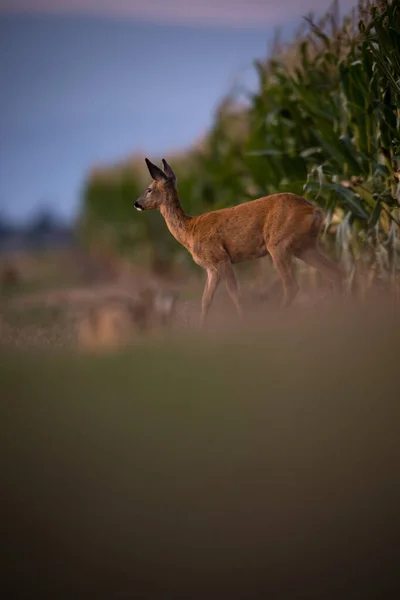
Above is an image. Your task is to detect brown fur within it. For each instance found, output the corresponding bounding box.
[135,158,343,326]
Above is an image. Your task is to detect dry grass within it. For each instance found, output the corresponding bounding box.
[2,242,399,352]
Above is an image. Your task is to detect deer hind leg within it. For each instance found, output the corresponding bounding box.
[268,246,299,308]
[221,262,243,319]
[200,267,221,327]
[297,246,343,295]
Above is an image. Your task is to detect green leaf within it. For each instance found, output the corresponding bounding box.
[245,149,283,156]
[368,199,382,229]
[300,147,322,158]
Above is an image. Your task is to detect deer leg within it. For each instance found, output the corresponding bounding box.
[263,255,285,300]
[268,247,299,308]
[222,262,243,319]
[200,268,220,327]
[298,247,343,295]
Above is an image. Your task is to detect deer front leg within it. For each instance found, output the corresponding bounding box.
[200,267,220,328]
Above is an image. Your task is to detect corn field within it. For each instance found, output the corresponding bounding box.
[80,0,400,293]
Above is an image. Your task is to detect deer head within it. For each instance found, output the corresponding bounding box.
[135,158,177,212]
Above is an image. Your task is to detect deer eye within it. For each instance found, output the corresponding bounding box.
[147,188,152,194]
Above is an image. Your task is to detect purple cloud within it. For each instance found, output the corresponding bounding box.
[0,0,358,28]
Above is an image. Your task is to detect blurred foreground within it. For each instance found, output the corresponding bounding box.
[1,247,399,599]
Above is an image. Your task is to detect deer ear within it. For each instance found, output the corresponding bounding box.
[145,158,167,182]
[162,158,176,183]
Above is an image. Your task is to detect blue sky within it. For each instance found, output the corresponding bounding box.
[0,1,355,224]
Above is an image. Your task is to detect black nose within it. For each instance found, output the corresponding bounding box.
[134,201,143,211]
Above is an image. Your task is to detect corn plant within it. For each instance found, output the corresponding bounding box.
[79,0,399,289]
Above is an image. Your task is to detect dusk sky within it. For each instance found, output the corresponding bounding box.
[0,1,356,224]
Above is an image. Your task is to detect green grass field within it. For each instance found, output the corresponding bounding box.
[2,296,399,598]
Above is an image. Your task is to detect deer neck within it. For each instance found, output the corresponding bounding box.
[160,190,191,248]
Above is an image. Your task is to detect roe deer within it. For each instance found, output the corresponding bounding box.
[135,158,342,326]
